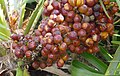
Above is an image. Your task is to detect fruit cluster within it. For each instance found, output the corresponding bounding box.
[11,0,118,69]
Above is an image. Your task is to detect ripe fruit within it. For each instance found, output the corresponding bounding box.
[78,29,86,37]
[73,22,81,31]
[68,31,77,40]
[79,5,88,14]
[32,61,39,69]
[25,51,32,59]
[57,59,64,68]
[28,41,36,50]
[86,0,95,7]
[54,35,63,43]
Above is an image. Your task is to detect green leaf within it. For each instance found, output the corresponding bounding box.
[0,32,10,40]
[16,67,23,76]
[99,0,110,19]
[23,68,30,76]
[99,45,113,61]
[105,46,120,75]
[32,5,43,29]
[72,60,102,73]
[115,63,120,75]
[71,60,104,76]
[16,61,24,76]
[24,0,44,35]
[81,52,108,74]
[0,24,11,37]
[111,41,120,45]
[18,3,26,29]
[116,0,120,10]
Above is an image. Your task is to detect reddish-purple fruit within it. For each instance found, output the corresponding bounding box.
[68,44,75,53]
[35,29,41,36]
[73,22,81,31]
[28,41,36,50]
[32,61,39,69]
[39,62,47,69]
[68,31,77,40]
[86,0,95,7]
[72,39,80,46]
[67,11,75,18]
[54,35,63,43]
[15,48,24,58]
[78,29,86,37]
[74,14,82,22]
[21,45,28,52]
[75,46,83,54]
[61,8,68,16]
[25,51,32,59]
[52,1,60,9]
[11,34,21,41]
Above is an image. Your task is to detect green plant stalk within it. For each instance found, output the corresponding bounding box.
[18,3,26,29]
[111,41,120,45]
[24,0,43,35]
[99,0,110,19]
[99,45,113,61]
[81,52,108,74]
[32,3,44,29]
[105,46,120,75]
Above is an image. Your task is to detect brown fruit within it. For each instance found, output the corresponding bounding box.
[64,37,71,45]
[78,5,88,14]
[57,59,64,68]
[85,38,94,47]
[100,32,109,40]
[86,0,95,7]
[59,42,67,52]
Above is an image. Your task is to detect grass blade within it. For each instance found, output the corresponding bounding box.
[105,46,120,75]
[111,41,120,45]
[71,60,102,73]
[99,45,113,61]
[81,52,108,74]
[18,3,26,29]
[24,0,43,35]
